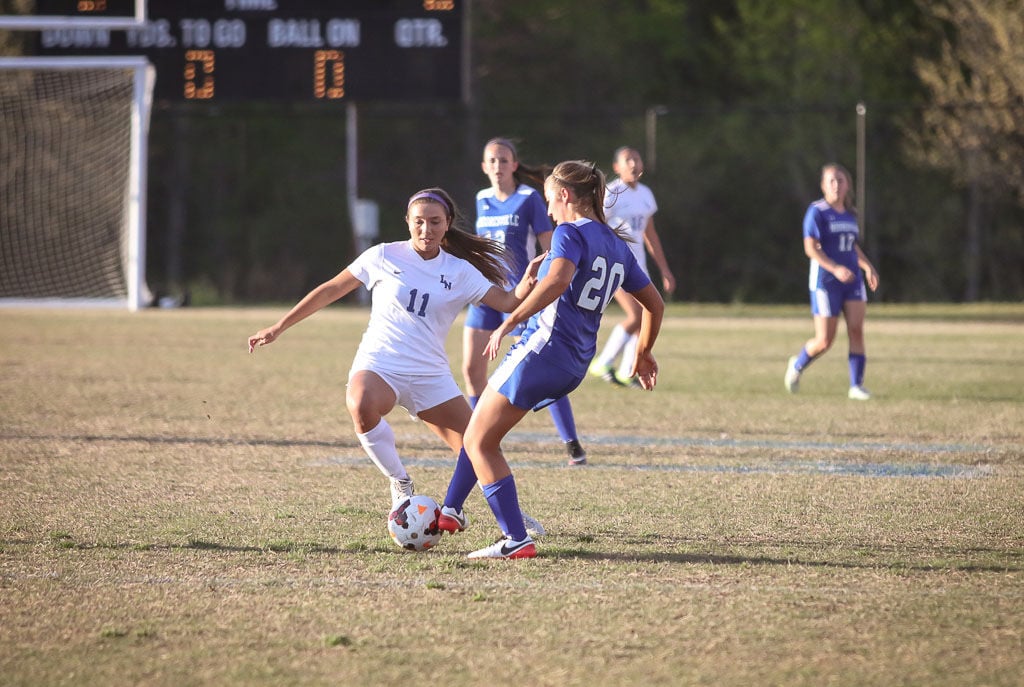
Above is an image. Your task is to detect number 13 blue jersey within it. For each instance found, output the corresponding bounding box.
[518,218,651,375]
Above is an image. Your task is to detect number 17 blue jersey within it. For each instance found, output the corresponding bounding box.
[803,199,860,290]
[518,218,651,375]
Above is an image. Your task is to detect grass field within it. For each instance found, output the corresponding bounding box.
[2,303,1022,686]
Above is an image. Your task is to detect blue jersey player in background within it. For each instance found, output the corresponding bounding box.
[439,159,665,559]
[463,137,589,467]
[784,163,880,400]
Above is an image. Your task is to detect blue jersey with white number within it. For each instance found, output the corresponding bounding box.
[517,219,651,375]
[475,184,552,280]
[803,199,860,290]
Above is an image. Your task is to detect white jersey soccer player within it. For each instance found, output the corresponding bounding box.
[604,176,658,275]
[348,240,495,378]
[248,187,538,512]
[590,147,674,387]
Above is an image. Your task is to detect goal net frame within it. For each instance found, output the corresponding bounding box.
[0,55,155,310]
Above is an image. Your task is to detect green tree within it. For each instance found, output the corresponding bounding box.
[909,0,1024,200]
[907,0,1024,300]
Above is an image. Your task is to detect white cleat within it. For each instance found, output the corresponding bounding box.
[848,385,872,401]
[784,356,801,393]
[389,477,415,508]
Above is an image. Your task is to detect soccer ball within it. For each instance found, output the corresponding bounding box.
[388,495,442,551]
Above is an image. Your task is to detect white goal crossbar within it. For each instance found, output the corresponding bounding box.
[0,56,155,310]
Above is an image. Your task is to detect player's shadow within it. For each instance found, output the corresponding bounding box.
[544,536,1024,573]
[179,540,345,555]
[3,538,350,555]
[3,431,351,449]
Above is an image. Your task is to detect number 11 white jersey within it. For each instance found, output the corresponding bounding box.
[347,240,495,376]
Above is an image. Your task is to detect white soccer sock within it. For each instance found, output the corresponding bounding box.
[617,334,639,379]
[594,324,631,367]
[356,419,408,480]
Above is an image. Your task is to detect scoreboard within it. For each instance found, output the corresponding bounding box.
[31,0,463,102]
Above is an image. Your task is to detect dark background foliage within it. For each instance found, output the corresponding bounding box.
[4,0,1022,303]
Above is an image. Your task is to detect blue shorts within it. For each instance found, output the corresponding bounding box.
[488,341,584,411]
[811,277,866,317]
[465,303,526,336]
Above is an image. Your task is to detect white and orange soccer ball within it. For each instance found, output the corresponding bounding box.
[388,495,442,551]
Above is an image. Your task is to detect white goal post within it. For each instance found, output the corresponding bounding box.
[0,56,155,310]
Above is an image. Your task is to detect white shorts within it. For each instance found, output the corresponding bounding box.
[347,366,464,416]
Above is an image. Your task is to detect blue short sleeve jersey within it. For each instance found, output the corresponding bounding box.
[803,199,860,290]
[517,219,651,375]
[475,184,552,280]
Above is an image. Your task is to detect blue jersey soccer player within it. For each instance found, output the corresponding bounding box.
[439,160,665,559]
[462,137,589,467]
[784,163,880,399]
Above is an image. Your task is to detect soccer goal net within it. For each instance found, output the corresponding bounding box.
[0,56,154,310]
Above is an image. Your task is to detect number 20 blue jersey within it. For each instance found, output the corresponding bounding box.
[517,218,651,375]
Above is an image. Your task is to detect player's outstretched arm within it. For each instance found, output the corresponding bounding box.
[642,219,676,296]
[627,282,665,390]
[248,268,362,352]
[483,256,574,360]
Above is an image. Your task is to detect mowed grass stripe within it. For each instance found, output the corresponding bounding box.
[2,429,1006,454]
[311,453,993,478]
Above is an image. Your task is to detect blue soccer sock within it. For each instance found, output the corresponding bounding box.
[848,353,866,387]
[794,347,815,372]
[480,474,528,541]
[547,396,577,443]
[443,447,478,512]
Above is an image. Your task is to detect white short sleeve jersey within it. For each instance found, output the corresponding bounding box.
[603,178,658,274]
[347,241,495,376]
